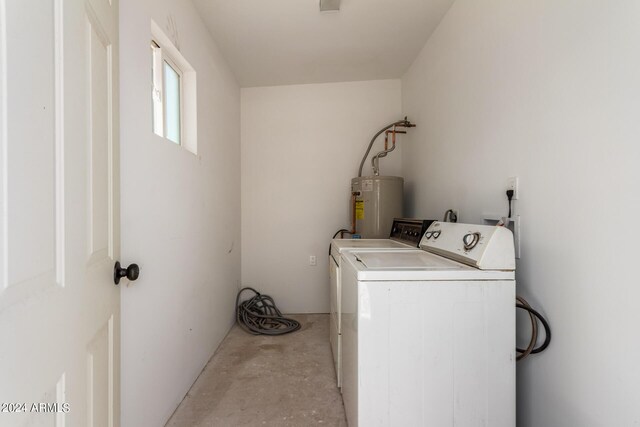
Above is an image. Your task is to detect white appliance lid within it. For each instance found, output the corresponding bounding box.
[354,251,466,270]
[344,250,514,281]
[331,239,411,251]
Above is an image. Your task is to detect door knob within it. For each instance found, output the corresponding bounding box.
[114,261,140,285]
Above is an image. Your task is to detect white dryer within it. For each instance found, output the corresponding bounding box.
[340,221,516,427]
[329,219,433,389]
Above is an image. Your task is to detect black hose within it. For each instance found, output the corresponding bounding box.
[516,302,552,355]
[333,229,351,239]
[329,229,352,255]
[235,287,301,335]
[443,209,458,223]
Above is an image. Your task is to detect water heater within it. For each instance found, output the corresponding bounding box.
[351,176,403,238]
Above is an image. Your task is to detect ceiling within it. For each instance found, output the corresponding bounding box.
[192,0,455,87]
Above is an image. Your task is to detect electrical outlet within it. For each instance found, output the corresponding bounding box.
[507,177,519,200]
[309,255,317,266]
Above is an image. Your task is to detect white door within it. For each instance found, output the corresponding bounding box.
[0,0,121,426]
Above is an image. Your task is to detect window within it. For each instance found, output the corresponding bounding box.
[151,21,197,153]
[163,61,181,144]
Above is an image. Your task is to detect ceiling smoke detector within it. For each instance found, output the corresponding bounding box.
[319,0,340,12]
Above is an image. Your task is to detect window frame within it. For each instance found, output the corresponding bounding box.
[151,40,164,138]
[150,20,197,154]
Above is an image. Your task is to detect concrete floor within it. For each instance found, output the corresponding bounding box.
[165,314,347,427]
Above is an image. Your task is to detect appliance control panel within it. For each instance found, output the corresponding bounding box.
[389,218,435,247]
[420,221,515,270]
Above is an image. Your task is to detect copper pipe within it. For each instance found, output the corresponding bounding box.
[384,129,406,151]
[372,127,405,175]
[358,118,415,177]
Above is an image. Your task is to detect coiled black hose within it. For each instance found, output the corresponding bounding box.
[236,287,301,335]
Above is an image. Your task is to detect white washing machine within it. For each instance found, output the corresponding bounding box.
[340,221,516,427]
[329,219,433,389]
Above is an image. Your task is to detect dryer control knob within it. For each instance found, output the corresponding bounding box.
[463,232,481,251]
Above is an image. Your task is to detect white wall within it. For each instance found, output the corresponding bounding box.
[402,1,640,425]
[241,80,403,313]
[120,1,240,426]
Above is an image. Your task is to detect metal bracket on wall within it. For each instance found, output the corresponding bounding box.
[483,214,521,259]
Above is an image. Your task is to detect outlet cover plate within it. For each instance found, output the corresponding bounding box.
[507,176,519,200]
